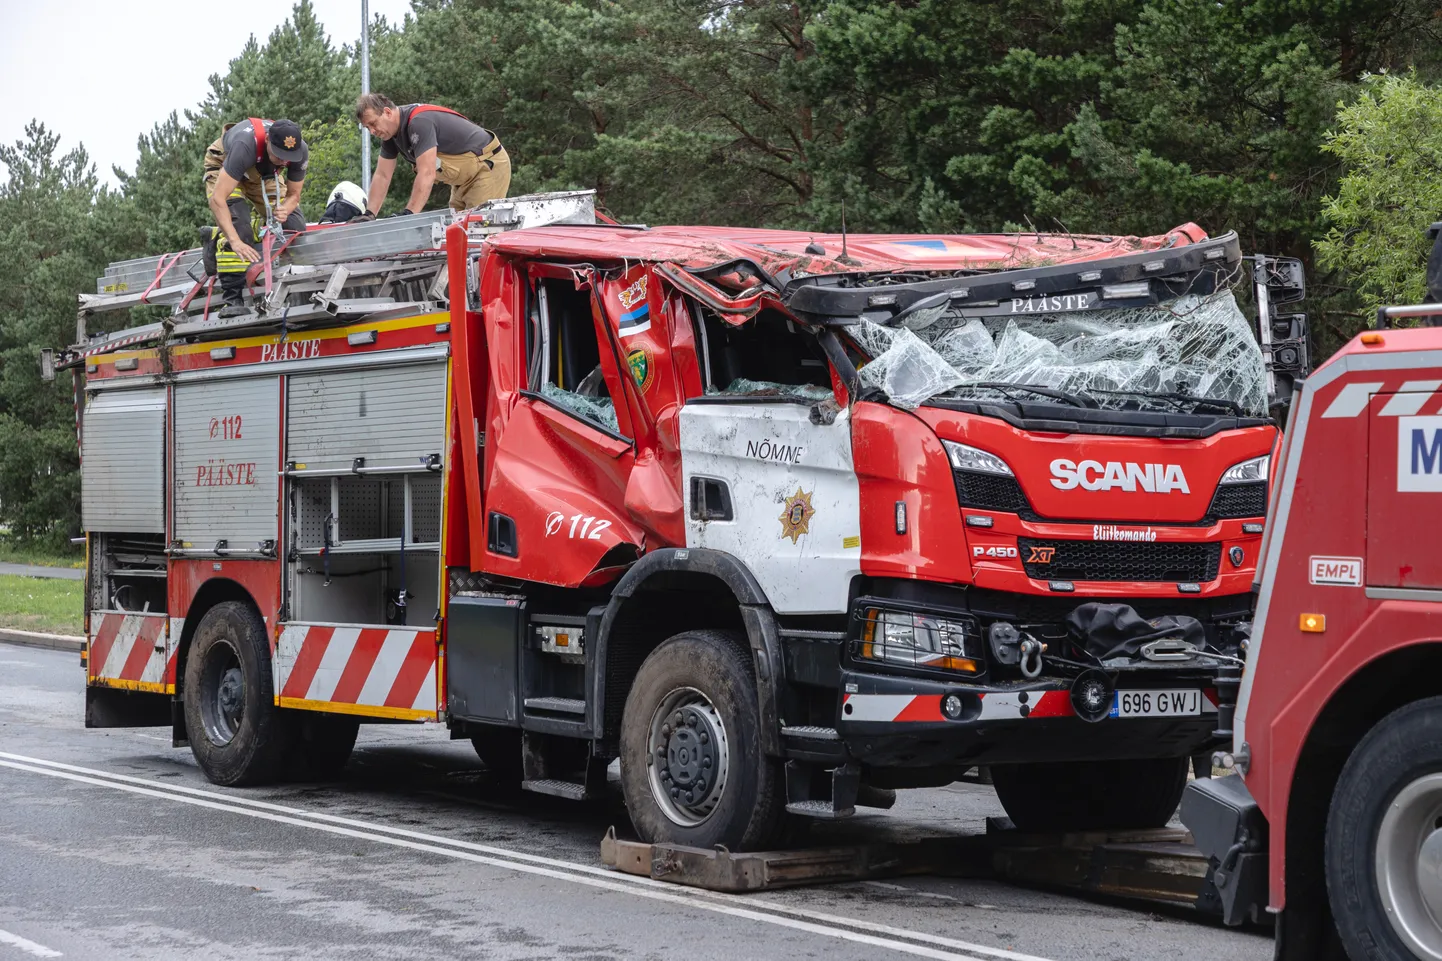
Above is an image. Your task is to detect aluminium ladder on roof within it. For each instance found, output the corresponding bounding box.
[72,190,597,359]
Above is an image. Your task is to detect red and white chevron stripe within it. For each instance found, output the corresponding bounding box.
[841,689,1219,722]
[274,623,438,720]
[88,611,171,691]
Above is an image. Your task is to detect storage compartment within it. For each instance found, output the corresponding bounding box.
[447,594,525,724]
[173,376,281,552]
[82,387,166,534]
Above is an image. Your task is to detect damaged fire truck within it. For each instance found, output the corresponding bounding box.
[58,190,1309,849]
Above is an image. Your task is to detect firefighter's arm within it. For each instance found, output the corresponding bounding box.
[206,169,260,263]
[365,155,396,215]
[403,147,438,214]
[278,177,304,221]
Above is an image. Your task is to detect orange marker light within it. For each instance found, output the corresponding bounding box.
[1360,332,1385,347]
[1299,613,1326,633]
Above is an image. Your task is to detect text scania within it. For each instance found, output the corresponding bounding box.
[1049,459,1190,494]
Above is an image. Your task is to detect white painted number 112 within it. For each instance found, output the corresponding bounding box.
[569,514,611,540]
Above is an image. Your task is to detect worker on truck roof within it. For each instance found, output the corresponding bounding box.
[201,118,308,312]
[352,93,511,218]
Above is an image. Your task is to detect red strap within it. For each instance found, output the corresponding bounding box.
[410,104,466,120]
[139,252,183,305]
[249,117,267,165]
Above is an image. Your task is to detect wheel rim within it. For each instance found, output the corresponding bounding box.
[645,686,730,827]
[1375,772,1442,959]
[199,639,245,747]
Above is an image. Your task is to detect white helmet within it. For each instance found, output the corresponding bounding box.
[328,180,367,210]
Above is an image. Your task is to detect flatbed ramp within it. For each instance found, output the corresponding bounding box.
[602,822,1222,915]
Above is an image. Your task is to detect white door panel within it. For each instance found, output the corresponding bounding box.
[680,402,860,614]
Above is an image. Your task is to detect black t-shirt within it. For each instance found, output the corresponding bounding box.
[379,105,494,165]
[220,121,309,182]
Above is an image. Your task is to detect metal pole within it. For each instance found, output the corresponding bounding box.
[360,0,371,190]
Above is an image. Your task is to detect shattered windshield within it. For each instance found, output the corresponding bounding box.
[850,291,1267,416]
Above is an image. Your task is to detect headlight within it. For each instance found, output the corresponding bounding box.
[942,440,1013,476]
[1219,455,1269,485]
[858,607,981,674]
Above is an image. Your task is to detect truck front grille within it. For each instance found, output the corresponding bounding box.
[954,470,1031,513]
[1207,482,1266,519]
[1017,537,1222,583]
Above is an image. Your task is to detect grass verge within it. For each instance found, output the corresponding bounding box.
[0,543,85,570]
[0,575,84,635]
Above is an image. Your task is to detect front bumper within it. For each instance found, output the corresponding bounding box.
[835,667,1223,767]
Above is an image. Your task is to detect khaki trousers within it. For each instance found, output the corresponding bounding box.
[437,141,511,210]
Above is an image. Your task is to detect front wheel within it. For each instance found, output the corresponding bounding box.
[619,630,787,850]
[991,757,1189,833]
[183,601,291,786]
[1327,697,1442,961]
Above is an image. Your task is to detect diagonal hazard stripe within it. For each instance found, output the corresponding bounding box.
[88,614,123,681]
[118,617,163,681]
[384,631,437,709]
[280,626,334,700]
[330,628,389,704]
[892,695,945,722]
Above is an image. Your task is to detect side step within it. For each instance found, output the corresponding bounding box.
[523,778,589,800]
[600,821,1221,913]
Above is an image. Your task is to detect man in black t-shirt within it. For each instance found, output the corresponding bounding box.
[200,118,308,307]
[353,94,510,217]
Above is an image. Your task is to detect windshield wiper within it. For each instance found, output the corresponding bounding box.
[952,381,1098,409]
[1085,388,1245,416]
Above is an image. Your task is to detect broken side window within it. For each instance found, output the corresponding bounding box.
[693,305,833,402]
[526,275,621,433]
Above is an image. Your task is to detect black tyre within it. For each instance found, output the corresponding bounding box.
[619,630,787,850]
[1326,697,1442,961]
[183,601,292,786]
[287,713,359,780]
[992,757,1189,833]
[470,726,523,785]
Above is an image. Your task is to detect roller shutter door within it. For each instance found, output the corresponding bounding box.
[173,377,280,549]
[287,363,447,471]
[82,388,166,533]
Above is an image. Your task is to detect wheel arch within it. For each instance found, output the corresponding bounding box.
[592,548,783,756]
[176,578,266,699]
[1279,640,1442,959]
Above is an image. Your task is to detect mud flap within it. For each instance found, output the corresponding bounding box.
[1180,774,1269,926]
[85,685,170,728]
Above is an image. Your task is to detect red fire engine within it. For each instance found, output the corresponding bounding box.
[61,191,1305,850]
[1183,279,1442,959]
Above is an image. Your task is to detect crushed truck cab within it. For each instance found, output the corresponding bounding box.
[65,195,1303,851]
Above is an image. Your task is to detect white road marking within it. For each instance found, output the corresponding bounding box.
[0,751,1051,961]
[0,928,62,958]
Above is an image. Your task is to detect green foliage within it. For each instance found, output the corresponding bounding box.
[2,0,1442,540]
[1315,73,1442,314]
[0,574,83,635]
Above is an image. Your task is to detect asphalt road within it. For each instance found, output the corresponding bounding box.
[0,641,1274,961]
[0,563,82,581]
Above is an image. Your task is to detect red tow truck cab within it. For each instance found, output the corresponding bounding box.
[70,193,1306,850]
[1181,262,1442,958]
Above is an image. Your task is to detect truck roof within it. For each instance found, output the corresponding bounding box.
[487,222,1212,277]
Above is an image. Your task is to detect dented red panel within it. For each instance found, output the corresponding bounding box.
[852,402,973,584]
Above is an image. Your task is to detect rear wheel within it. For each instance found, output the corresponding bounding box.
[1327,697,1442,961]
[619,630,787,850]
[991,757,1189,832]
[183,601,291,786]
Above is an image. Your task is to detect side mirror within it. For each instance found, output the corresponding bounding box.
[1272,313,1309,378]
[39,348,55,383]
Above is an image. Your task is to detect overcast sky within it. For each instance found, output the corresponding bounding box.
[0,0,414,185]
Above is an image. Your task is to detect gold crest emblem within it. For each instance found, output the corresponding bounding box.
[283,135,297,149]
[779,488,816,544]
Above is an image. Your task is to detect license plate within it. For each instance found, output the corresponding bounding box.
[1109,689,1202,718]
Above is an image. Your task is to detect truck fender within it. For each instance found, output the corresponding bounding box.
[591,548,784,757]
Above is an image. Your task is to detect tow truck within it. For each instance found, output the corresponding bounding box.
[1183,223,1442,960]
